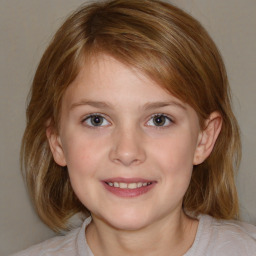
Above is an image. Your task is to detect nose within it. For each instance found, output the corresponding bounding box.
[109,125,146,166]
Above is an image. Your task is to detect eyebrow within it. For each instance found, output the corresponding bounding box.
[70,99,186,111]
[143,101,186,111]
[70,100,112,110]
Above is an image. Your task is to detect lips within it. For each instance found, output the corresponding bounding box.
[106,181,152,189]
[102,178,156,197]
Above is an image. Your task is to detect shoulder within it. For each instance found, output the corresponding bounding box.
[10,217,93,256]
[10,228,80,256]
[208,215,256,241]
[194,214,256,255]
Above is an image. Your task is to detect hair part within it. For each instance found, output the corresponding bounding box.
[21,0,241,231]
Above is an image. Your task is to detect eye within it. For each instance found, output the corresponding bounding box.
[147,114,173,127]
[83,114,110,127]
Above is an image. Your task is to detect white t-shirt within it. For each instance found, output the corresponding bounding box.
[11,214,256,256]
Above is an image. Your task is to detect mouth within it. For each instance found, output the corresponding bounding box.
[105,181,153,189]
[102,178,156,197]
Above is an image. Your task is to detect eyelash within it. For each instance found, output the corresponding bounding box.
[81,113,174,128]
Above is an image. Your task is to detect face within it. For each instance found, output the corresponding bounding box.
[49,54,209,231]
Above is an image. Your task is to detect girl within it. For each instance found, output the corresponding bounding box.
[13,0,256,255]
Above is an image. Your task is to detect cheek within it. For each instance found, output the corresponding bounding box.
[61,134,103,177]
[152,135,196,171]
[61,137,104,206]
[151,134,196,191]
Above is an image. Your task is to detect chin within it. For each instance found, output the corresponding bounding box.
[102,209,152,231]
[110,218,149,231]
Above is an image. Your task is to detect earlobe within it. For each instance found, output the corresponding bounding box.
[46,126,67,167]
[193,112,222,165]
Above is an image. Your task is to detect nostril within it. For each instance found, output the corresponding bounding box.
[109,147,146,166]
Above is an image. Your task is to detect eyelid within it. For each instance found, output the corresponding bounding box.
[151,113,173,120]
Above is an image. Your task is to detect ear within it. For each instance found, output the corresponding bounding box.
[46,126,67,167]
[193,112,222,165]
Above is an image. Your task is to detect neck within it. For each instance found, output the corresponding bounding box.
[86,211,198,256]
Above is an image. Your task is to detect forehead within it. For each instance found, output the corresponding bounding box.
[62,53,186,108]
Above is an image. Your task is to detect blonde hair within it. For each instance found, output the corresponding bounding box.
[21,0,241,231]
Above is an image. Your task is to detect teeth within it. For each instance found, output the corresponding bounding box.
[120,183,128,189]
[106,181,152,189]
[128,183,137,189]
[137,182,143,188]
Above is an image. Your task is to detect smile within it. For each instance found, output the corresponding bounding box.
[106,182,152,189]
[102,178,156,197]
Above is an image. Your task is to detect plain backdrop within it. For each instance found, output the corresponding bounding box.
[0,0,255,255]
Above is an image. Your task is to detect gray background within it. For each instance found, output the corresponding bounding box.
[1,0,255,255]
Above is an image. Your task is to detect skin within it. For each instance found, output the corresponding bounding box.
[47,54,222,256]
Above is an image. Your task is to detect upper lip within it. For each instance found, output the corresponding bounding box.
[103,177,156,183]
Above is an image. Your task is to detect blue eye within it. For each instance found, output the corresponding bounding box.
[147,114,172,127]
[83,114,110,127]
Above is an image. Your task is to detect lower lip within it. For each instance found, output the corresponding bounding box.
[102,182,156,198]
